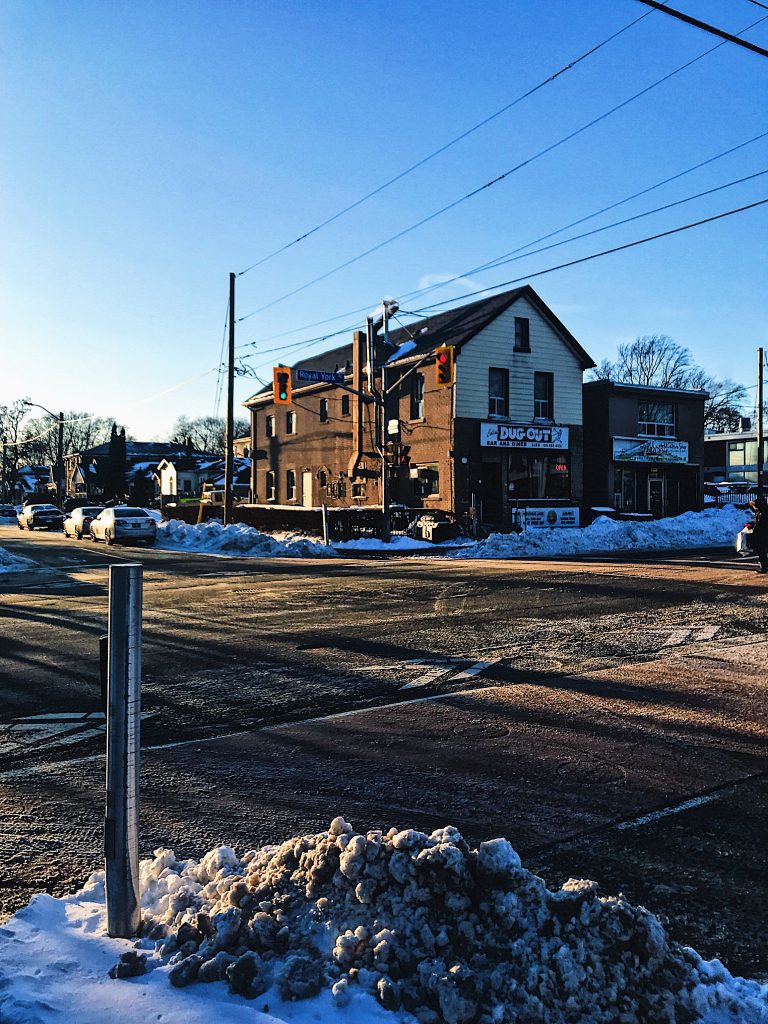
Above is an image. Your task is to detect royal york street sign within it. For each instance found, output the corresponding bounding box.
[480,422,569,450]
[296,368,346,385]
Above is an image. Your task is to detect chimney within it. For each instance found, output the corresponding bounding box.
[738,416,751,433]
[347,329,366,479]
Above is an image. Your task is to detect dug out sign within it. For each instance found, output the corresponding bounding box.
[481,423,569,450]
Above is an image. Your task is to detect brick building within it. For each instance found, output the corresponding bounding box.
[245,286,594,527]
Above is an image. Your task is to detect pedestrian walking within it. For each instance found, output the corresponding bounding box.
[749,496,768,574]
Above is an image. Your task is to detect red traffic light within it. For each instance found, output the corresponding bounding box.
[435,346,454,387]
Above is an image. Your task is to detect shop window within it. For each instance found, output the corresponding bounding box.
[341,394,350,416]
[266,471,275,501]
[286,411,296,434]
[506,452,569,500]
[638,401,675,437]
[488,368,509,417]
[533,372,554,420]
[286,470,296,501]
[413,464,440,497]
[319,399,329,423]
[410,374,425,419]
[514,317,530,352]
[266,415,275,438]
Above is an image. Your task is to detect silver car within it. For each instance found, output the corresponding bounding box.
[90,507,157,546]
[63,506,105,540]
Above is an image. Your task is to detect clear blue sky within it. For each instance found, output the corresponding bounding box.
[2,0,766,438]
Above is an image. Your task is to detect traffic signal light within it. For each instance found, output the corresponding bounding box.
[273,366,292,405]
[435,346,454,387]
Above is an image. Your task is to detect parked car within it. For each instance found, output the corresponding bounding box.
[17,503,65,531]
[0,504,17,520]
[89,507,157,546]
[63,505,105,540]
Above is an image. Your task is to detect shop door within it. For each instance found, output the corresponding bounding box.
[302,471,313,508]
[648,473,666,518]
[479,462,502,523]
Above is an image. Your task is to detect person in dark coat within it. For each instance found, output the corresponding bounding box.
[749,496,768,574]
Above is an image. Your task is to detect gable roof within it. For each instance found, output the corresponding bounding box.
[246,285,593,404]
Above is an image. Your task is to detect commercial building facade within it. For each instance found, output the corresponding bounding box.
[703,425,768,483]
[245,286,594,528]
[583,380,707,518]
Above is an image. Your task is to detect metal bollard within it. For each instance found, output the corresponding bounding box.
[105,563,142,938]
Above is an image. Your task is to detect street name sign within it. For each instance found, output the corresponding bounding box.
[297,368,346,384]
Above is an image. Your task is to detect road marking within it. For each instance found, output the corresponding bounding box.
[616,790,725,830]
[447,658,500,682]
[401,657,500,689]
[662,624,720,648]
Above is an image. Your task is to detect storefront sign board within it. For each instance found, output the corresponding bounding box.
[522,506,580,529]
[612,438,688,463]
[480,423,569,449]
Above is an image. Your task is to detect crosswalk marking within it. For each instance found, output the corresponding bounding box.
[401,658,499,689]
[662,624,720,648]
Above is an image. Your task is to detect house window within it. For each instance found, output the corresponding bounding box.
[514,317,530,351]
[488,368,509,417]
[286,469,296,501]
[413,464,440,497]
[286,411,296,434]
[341,394,350,416]
[266,415,275,438]
[534,372,554,420]
[638,401,675,437]
[266,471,275,501]
[319,399,329,423]
[317,470,327,487]
[729,441,746,466]
[351,481,366,499]
[410,374,425,419]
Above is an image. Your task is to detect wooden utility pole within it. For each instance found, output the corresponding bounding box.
[224,272,236,526]
[758,346,764,498]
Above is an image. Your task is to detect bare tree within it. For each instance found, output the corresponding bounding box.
[0,399,30,499]
[590,335,748,431]
[20,411,127,464]
[170,415,249,455]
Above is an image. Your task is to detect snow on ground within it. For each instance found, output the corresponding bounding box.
[0,544,33,574]
[333,535,473,553]
[444,505,751,560]
[155,519,336,559]
[1,819,766,1024]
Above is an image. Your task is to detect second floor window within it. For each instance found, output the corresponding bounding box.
[319,398,329,423]
[534,372,554,420]
[638,401,675,437]
[488,368,509,417]
[266,471,275,501]
[514,317,530,351]
[286,411,296,434]
[410,374,425,419]
[266,415,275,438]
[341,394,350,416]
[286,469,296,500]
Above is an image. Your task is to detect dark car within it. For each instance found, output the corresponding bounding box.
[0,504,17,520]
[17,503,65,531]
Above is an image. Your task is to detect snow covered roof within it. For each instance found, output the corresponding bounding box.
[246,285,594,404]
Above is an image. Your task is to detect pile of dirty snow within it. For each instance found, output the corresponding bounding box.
[2,819,765,1024]
[0,545,33,574]
[156,519,336,559]
[448,505,750,560]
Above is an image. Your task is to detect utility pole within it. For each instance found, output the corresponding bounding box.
[57,411,64,505]
[380,302,391,542]
[1,433,6,502]
[758,346,764,499]
[224,272,236,526]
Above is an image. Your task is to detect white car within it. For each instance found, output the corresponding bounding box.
[90,507,157,546]
[63,506,105,540]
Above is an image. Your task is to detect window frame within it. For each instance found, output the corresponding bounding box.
[265,415,275,438]
[265,471,275,502]
[533,371,554,421]
[637,401,676,438]
[413,463,440,498]
[286,469,296,501]
[286,411,296,435]
[341,394,351,416]
[319,398,329,423]
[488,367,509,418]
[514,317,531,352]
[410,373,425,420]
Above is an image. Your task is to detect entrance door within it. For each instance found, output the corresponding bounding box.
[302,471,313,509]
[648,473,666,518]
[479,462,503,523]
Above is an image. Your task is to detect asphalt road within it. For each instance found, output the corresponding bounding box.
[1,524,767,976]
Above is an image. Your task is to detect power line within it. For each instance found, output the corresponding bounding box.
[408,197,768,315]
[213,298,230,417]
[235,6,663,278]
[634,1,768,57]
[233,129,768,354]
[237,13,768,323]
[235,198,768,379]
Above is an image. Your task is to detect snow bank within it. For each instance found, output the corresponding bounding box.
[0,545,33,575]
[333,536,473,553]
[156,519,336,559]
[2,820,765,1024]
[447,506,750,560]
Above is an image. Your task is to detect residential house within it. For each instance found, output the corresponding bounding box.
[65,441,200,502]
[156,454,251,502]
[245,286,595,526]
[583,380,707,517]
[10,465,54,503]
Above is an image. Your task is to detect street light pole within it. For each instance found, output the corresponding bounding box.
[224,273,235,526]
[23,401,65,506]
